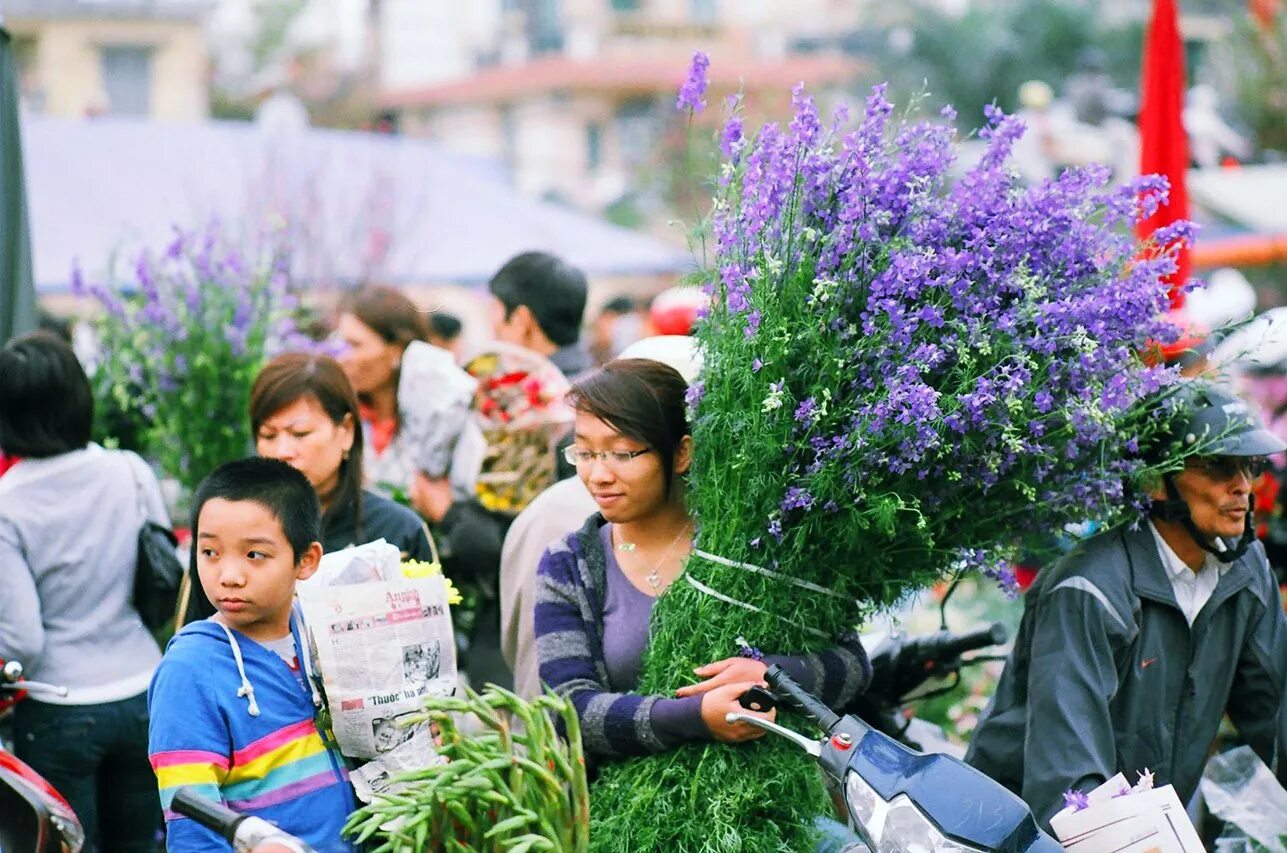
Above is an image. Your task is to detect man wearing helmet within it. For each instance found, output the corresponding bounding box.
[967,384,1287,830]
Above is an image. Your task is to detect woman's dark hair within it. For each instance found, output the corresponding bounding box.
[191,457,321,563]
[340,285,427,348]
[250,353,364,536]
[0,331,93,458]
[566,358,689,491]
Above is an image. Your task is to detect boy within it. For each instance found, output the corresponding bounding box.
[148,458,356,852]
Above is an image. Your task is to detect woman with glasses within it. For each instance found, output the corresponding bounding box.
[533,359,871,764]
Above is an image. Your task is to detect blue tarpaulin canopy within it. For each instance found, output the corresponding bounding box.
[23,117,693,292]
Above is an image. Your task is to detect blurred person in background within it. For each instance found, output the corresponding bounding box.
[335,285,482,505]
[409,251,591,690]
[590,295,643,366]
[0,332,165,851]
[427,311,464,360]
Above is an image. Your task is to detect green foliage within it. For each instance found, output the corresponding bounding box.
[875,0,1143,125]
[1206,11,1287,153]
[345,685,589,852]
[87,225,303,495]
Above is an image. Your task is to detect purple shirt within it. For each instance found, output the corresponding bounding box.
[600,524,706,742]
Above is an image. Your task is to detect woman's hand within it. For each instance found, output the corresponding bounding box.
[676,656,768,698]
[700,681,776,743]
[410,472,453,524]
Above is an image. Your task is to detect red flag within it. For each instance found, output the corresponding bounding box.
[1137,0,1190,309]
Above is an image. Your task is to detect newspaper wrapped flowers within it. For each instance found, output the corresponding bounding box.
[464,343,574,515]
[588,59,1190,850]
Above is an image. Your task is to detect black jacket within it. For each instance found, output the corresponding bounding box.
[966,523,1286,829]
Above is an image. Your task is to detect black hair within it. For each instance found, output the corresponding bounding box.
[602,296,636,315]
[190,457,321,564]
[0,331,93,458]
[489,251,588,347]
[428,312,463,342]
[566,358,689,491]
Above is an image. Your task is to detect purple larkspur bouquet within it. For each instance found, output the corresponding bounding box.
[84,222,314,494]
[588,57,1191,851]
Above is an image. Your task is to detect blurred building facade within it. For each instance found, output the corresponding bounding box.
[4,0,211,120]
[379,0,863,215]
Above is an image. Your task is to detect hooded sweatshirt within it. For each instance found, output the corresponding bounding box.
[148,614,356,852]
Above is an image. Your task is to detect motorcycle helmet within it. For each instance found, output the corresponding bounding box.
[1150,383,1286,561]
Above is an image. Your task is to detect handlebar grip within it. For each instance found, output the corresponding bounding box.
[764,664,840,732]
[171,788,243,843]
[910,622,1007,663]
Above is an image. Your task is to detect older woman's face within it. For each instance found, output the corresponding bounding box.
[256,396,353,502]
[336,313,399,396]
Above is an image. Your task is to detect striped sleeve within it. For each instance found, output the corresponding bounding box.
[223,719,344,812]
[765,632,873,709]
[147,657,233,852]
[533,538,672,760]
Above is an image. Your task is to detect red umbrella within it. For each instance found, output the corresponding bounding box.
[1137,0,1191,309]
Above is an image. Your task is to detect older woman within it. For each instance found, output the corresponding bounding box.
[535,359,871,762]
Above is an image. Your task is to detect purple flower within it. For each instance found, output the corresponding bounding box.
[676,52,710,113]
[721,113,744,160]
[1062,790,1089,812]
[781,486,815,513]
[686,381,706,410]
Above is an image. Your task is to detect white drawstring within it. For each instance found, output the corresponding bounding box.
[217,621,261,717]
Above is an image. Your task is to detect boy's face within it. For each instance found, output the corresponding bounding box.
[196,498,321,643]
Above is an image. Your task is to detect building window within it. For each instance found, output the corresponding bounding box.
[586,122,602,172]
[691,0,716,22]
[100,45,153,116]
[527,0,564,54]
[614,97,657,167]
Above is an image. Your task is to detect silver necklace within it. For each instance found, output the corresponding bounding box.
[615,522,692,590]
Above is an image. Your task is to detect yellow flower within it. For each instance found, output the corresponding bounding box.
[400,560,464,606]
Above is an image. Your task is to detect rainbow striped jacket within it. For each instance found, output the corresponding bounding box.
[147,617,356,852]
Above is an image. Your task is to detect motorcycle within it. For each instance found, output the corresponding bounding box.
[729,625,1061,852]
[0,660,85,853]
[730,664,1060,852]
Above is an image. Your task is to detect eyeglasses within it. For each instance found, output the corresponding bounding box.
[1189,455,1272,481]
[562,446,651,467]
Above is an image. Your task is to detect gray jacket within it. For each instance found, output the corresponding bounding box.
[966,523,1286,829]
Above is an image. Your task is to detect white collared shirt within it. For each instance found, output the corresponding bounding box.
[1148,521,1227,626]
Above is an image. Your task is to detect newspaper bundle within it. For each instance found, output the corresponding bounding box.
[1050,773,1204,853]
[297,540,458,801]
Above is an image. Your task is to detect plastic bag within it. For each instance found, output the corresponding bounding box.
[1199,746,1287,852]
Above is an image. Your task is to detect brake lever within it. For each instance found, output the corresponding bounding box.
[724,712,823,757]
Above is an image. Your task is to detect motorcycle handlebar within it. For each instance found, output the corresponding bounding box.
[764,664,840,732]
[172,788,245,843]
[905,621,1008,664]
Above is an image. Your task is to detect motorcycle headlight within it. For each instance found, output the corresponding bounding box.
[845,771,984,853]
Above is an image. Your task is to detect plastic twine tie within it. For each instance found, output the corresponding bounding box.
[690,549,852,601]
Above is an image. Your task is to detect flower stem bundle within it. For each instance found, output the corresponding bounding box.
[345,685,589,853]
